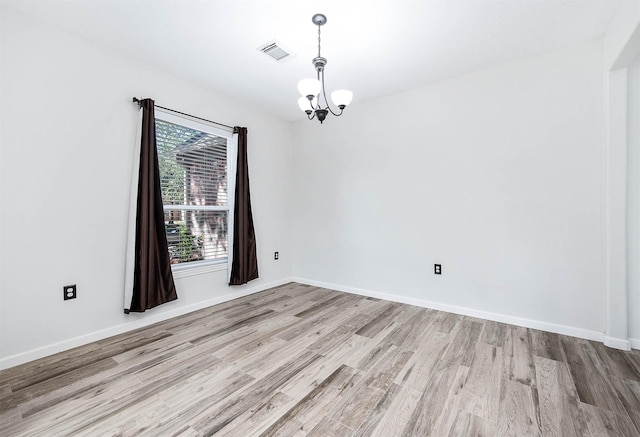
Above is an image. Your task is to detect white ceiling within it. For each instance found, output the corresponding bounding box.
[3,0,626,121]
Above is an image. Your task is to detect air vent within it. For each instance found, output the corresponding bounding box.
[258,41,294,63]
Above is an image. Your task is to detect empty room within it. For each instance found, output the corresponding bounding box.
[1,0,639,435]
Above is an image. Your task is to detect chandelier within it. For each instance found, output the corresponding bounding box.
[297,14,353,123]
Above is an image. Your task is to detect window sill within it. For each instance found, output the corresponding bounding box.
[171,260,227,279]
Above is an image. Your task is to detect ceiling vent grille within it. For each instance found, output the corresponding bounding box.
[258,41,293,62]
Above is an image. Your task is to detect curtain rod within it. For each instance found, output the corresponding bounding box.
[132,97,235,131]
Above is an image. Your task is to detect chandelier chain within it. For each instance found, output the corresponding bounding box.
[317,25,322,58]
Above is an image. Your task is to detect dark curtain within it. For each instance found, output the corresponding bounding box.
[126,99,178,313]
[229,127,259,285]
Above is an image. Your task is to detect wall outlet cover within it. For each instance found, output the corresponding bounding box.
[63,284,77,300]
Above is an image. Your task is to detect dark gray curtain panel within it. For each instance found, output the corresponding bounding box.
[126,99,177,312]
[229,127,259,285]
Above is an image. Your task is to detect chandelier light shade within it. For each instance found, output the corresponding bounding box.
[298,96,311,112]
[297,14,353,123]
[330,90,353,109]
[298,96,318,112]
[297,78,321,99]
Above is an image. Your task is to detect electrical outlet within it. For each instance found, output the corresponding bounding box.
[63,284,77,300]
[274,251,279,260]
[434,264,442,275]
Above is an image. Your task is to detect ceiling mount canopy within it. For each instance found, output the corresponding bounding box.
[297,13,353,124]
[311,13,327,26]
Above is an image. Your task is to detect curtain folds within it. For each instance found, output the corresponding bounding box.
[124,99,177,313]
[229,127,259,285]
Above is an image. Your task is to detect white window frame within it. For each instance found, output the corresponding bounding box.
[154,109,236,278]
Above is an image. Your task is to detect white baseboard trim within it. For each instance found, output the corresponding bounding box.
[0,278,293,370]
[604,336,632,351]
[4,277,634,370]
[293,277,606,345]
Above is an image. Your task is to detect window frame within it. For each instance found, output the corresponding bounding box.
[154,108,236,278]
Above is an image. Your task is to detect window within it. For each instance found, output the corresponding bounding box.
[155,110,234,270]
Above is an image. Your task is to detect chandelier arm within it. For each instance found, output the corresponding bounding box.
[320,70,343,117]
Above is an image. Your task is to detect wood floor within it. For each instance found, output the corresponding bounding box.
[1,283,639,436]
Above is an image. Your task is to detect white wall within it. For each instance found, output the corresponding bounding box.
[603,1,640,349]
[628,54,640,342]
[292,38,605,337]
[604,1,640,71]
[0,7,293,367]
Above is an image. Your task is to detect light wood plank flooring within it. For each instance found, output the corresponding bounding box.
[1,283,639,436]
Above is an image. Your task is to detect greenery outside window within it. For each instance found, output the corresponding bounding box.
[155,110,234,269]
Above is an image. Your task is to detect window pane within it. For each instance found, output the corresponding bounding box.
[156,115,231,267]
[165,210,228,264]
[156,118,227,207]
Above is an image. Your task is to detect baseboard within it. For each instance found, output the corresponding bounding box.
[292,277,606,344]
[0,277,293,370]
[4,276,633,370]
[604,336,632,351]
